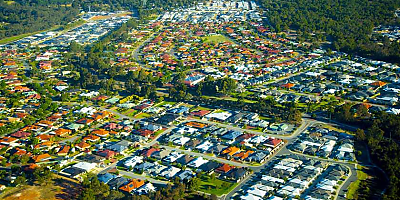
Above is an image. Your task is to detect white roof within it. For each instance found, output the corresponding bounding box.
[319,179,337,186]
[338,143,353,152]
[240,193,262,200]
[249,184,275,192]
[74,106,97,115]
[205,111,232,121]
[175,126,198,135]
[173,136,191,146]
[289,178,310,187]
[386,108,400,115]
[187,157,208,168]
[321,140,336,152]
[301,140,322,147]
[249,135,268,144]
[80,91,99,97]
[164,152,184,163]
[73,162,96,171]
[305,72,321,76]
[261,175,285,184]
[278,186,301,196]
[247,187,267,197]
[305,196,324,200]
[124,156,143,168]
[196,141,213,151]
[304,165,322,173]
[136,183,155,195]
[316,183,335,192]
[160,166,181,178]
[273,165,296,172]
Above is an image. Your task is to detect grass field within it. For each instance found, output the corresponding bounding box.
[347,165,369,199]
[198,176,238,196]
[203,34,232,44]
[156,101,176,107]
[4,1,15,5]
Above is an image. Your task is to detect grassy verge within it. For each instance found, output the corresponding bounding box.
[154,129,165,137]
[62,19,86,30]
[347,165,368,199]
[0,24,65,44]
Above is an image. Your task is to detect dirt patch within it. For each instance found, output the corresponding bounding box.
[90,15,110,20]
[2,186,42,200]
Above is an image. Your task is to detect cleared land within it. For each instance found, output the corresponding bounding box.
[90,12,132,21]
[202,34,233,44]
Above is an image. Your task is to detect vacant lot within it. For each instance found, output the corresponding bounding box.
[0,177,81,200]
[203,34,232,44]
[198,175,237,196]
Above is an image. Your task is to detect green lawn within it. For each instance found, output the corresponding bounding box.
[109,138,120,142]
[214,109,227,113]
[202,95,257,103]
[259,116,272,121]
[347,165,368,199]
[153,129,165,137]
[198,176,238,196]
[135,112,151,119]
[194,106,213,111]
[0,32,38,44]
[156,101,176,107]
[203,34,232,44]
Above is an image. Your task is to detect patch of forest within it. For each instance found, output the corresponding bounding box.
[259,0,400,64]
[0,0,80,39]
[335,104,400,199]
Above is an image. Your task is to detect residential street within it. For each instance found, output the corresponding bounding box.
[95,107,365,200]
